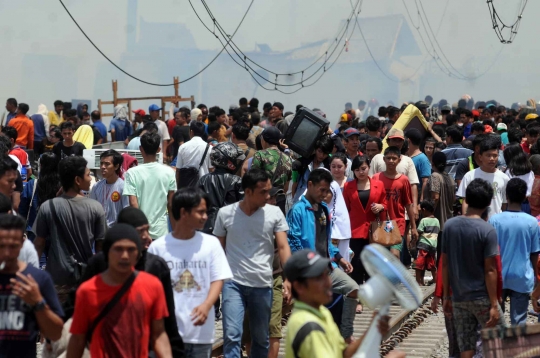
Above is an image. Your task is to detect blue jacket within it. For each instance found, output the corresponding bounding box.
[287,195,339,268]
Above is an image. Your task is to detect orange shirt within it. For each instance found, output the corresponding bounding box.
[70,271,168,358]
[8,114,34,149]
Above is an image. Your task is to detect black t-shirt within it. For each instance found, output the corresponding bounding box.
[91,126,103,145]
[313,205,329,258]
[171,125,191,158]
[52,141,86,160]
[0,265,64,358]
[455,156,478,181]
[358,189,371,210]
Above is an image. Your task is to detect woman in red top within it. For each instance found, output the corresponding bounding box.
[343,155,386,313]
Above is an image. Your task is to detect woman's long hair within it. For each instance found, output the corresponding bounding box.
[504,144,532,176]
[432,152,447,174]
[36,153,61,207]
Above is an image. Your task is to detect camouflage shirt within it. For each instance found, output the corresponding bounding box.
[251,148,292,188]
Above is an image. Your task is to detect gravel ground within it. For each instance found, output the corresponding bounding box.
[430,300,540,358]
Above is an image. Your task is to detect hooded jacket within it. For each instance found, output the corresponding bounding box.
[287,196,340,268]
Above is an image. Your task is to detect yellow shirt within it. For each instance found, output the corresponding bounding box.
[48,111,63,126]
[285,301,346,358]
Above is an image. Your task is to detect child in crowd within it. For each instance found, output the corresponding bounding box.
[413,200,439,286]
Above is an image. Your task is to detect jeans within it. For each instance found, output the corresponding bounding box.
[330,268,359,339]
[502,289,529,325]
[222,280,272,358]
[184,343,212,358]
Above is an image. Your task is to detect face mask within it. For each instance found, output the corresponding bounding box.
[457,123,463,127]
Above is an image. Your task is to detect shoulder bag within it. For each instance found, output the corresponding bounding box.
[178,144,210,188]
[368,212,402,247]
[86,271,139,344]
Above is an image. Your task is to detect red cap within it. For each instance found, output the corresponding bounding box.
[472,110,480,118]
[133,109,146,116]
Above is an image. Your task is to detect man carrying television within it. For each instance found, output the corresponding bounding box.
[250,127,292,214]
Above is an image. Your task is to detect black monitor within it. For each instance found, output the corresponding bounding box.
[285,108,330,157]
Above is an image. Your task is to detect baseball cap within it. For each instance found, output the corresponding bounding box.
[441,104,452,112]
[340,114,349,122]
[269,187,284,197]
[415,101,429,109]
[526,113,539,121]
[262,126,282,145]
[148,104,162,112]
[472,110,480,118]
[132,109,146,116]
[387,127,405,140]
[284,249,330,282]
[496,123,507,131]
[343,128,360,138]
[229,104,238,115]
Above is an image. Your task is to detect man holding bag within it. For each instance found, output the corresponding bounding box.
[287,169,359,344]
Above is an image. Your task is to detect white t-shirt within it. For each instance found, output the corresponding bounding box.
[506,170,534,197]
[9,154,22,174]
[456,168,509,218]
[148,232,232,344]
[176,136,213,177]
[213,202,289,288]
[155,119,171,150]
[328,181,351,240]
[368,153,420,185]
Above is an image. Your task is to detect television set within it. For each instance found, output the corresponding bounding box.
[284,108,330,157]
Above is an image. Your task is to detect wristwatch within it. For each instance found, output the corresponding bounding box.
[32,299,47,312]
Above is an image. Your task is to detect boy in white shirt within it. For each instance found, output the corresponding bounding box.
[457,135,509,218]
[148,188,232,358]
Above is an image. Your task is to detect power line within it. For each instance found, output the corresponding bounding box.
[487,0,528,44]
[402,0,504,81]
[188,0,362,93]
[351,0,449,83]
[58,0,254,86]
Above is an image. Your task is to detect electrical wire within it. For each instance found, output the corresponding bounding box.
[58,0,254,86]
[191,0,361,86]
[487,0,528,44]
[402,0,504,81]
[188,0,362,93]
[351,0,448,83]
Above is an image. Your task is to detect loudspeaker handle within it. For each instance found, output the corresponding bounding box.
[352,303,390,358]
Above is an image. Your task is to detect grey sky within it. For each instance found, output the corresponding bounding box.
[1,0,537,125]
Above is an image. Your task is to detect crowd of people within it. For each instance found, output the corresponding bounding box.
[1,94,540,358]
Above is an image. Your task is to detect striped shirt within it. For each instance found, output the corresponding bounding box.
[90,178,129,227]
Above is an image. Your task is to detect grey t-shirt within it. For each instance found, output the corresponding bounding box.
[441,216,499,302]
[35,195,106,285]
[213,202,289,288]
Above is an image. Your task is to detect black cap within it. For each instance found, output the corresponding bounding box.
[415,101,429,109]
[284,250,330,282]
[262,126,282,145]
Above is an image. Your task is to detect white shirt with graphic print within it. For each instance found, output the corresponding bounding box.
[148,232,232,344]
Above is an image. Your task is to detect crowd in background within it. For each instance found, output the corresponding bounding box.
[2,94,540,358]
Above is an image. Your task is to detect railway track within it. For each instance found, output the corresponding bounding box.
[211,283,440,357]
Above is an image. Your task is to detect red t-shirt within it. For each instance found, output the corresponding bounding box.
[522,141,531,155]
[167,119,176,136]
[372,172,412,235]
[10,146,28,167]
[70,271,168,358]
